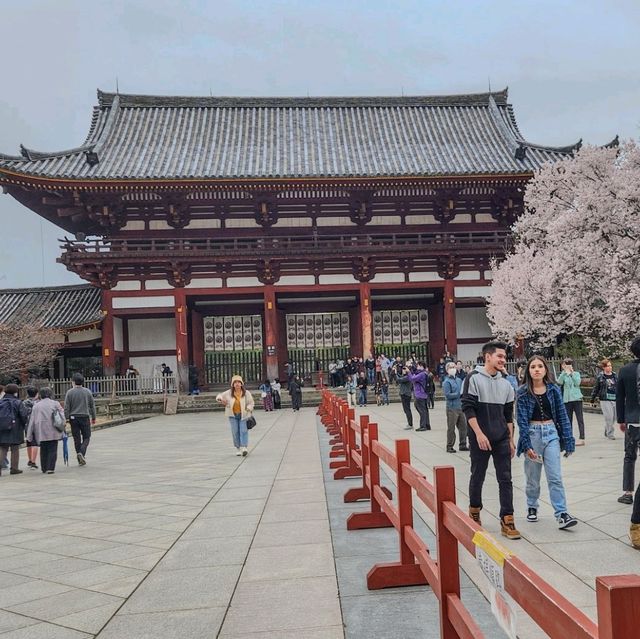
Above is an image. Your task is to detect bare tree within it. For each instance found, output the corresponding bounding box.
[0,322,61,381]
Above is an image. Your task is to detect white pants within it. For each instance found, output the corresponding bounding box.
[601,400,617,437]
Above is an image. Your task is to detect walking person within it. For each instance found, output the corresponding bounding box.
[615,337,640,547]
[0,384,29,476]
[216,375,254,456]
[396,365,415,430]
[356,371,368,407]
[557,358,586,446]
[271,379,282,409]
[23,386,39,469]
[407,361,431,431]
[516,356,577,529]
[289,375,303,411]
[64,373,97,466]
[443,362,468,453]
[462,341,521,539]
[259,380,274,411]
[591,359,618,440]
[26,387,65,474]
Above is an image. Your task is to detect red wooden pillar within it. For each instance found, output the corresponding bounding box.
[174,288,189,393]
[190,308,204,385]
[263,285,279,381]
[428,299,444,368]
[596,574,640,639]
[276,308,287,382]
[359,283,373,359]
[443,278,458,357]
[101,290,116,376]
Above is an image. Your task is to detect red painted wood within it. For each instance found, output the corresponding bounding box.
[434,466,462,639]
[394,439,416,567]
[101,291,115,375]
[428,299,445,368]
[443,278,458,357]
[447,594,485,639]
[174,288,189,392]
[504,556,597,639]
[262,286,279,381]
[366,562,427,590]
[190,308,205,382]
[359,283,373,358]
[596,575,640,639]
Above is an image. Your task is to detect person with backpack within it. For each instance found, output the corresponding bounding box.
[407,361,431,431]
[0,383,29,476]
[26,387,65,474]
[616,336,640,548]
[64,373,97,466]
[22,386,39,469]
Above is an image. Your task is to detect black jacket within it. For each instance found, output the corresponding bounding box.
[0,396,28,446]
[591,372,617,402]
[616,360,640,425]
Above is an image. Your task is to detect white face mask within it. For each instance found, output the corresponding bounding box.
[447,369,456,377]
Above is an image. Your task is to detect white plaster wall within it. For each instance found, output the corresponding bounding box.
[145,281,173,291]
[112,281,142,291]
[455,286,492,298]
[129,355,177,378]
[113,317,123,352]
[68,328,102,344]
[457,343,485,365]
[369,272,405,283]
[226,276,262,287]
[112,295,174,308]
[186,219,221,229]
[275,218,312,227]
[122,221,145,231]
[455,271,482,281]
[406,214,437,224]
[475,214,495,223]
[128,318,176,351]
[409,271,443,282]
[186,278,223,289]
[225,218,259,228]
[370,216,401,225]
[316,216,354,226]
[456,307,491,339]
[149,220,172,230]
[449,214,472,224]
[318,273,358,284]
[275,275,316,286]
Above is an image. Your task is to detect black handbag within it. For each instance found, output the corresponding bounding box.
[246,416,257,430]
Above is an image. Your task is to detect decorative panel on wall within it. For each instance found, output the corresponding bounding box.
[373,310,428,345]
[204,315,263,352]
[286,312,350,349]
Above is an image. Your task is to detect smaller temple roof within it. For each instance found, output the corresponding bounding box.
[0,284,103,332]
[0,88,584,182]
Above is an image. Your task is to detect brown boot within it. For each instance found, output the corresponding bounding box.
[469,506,482,526]
[501,515,521,540]
[630,523,640,549]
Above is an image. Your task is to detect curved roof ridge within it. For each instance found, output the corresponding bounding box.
[96,87,510,109]
[0,283,96,294]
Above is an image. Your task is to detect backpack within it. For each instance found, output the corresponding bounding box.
[0,400,16,431]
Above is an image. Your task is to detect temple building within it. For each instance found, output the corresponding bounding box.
[0,88,583,388]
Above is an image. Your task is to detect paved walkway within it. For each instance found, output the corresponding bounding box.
[0,402,637,638]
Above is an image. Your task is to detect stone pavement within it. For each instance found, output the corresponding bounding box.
[0,402,637,638]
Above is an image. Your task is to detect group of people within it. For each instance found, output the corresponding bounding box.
[0,374,96,476]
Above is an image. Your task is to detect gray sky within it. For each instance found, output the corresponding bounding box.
[1,0,638,288]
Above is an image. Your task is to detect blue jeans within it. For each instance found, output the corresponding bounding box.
[524,422,568,517]
[229,415,248,448]
[367,369,375,383]
[381,387,389,404]
[358,389,367,406]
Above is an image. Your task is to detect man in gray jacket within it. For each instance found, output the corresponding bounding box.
[64,373,96,466]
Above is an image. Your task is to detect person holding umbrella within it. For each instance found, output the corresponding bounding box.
[26,387,65,474]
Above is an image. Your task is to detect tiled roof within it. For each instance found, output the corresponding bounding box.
[0,284,103,331]
[0,88,581,180]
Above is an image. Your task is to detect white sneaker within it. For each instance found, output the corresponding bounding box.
[241,447,248,457]
[235,449,242,456]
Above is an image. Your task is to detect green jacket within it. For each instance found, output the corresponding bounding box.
[557,371,583,402]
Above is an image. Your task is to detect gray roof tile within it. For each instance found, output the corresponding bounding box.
[0,89,579,180]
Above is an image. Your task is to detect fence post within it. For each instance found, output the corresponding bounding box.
[434,466,462,639]
[347,422,393,530]
[329,405,352,469]
[334,408,363,479]
[366,439,428,589]
[596,574,640,639]
[344,415,371,502]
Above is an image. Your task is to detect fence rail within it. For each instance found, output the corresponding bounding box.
[25,375,178,400]
[318,390,640,639]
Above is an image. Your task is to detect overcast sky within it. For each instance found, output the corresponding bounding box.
[1,0,638,288]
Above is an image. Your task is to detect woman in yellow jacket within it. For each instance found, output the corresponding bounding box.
[216,375,255,456]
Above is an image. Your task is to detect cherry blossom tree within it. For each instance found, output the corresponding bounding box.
[0,322,60,381]
[487,141,640,355]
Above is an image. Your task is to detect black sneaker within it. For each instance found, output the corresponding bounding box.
[527,507,538,522]
[77,453,86,466]
[557,513,578,530]
[446,447,456,453]
[618,493,633,505]
[458,444,469,451]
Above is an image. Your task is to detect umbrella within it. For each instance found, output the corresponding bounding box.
[62,433,69,465]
